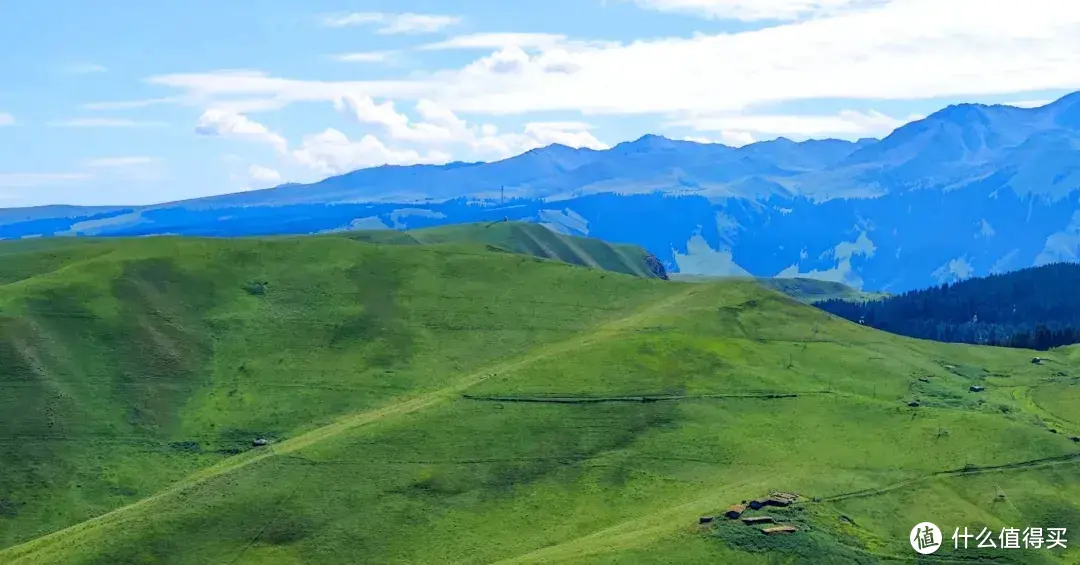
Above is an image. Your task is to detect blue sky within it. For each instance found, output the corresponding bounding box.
[2,0,1080,207]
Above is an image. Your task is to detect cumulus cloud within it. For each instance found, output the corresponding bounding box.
[192,94,609,184]
[83,156,157,167]
[144,0,1080,119]
[627,0,877,21]
[247,164,282,187]
[291,128,450,175]
[49,118,168,128]
[0,113,13,126]
[195,109,287,152]
[719,131,757,146]
[322,12,461,34]
[334,94,608,158]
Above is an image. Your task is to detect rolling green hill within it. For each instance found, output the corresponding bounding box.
[0,234,1078,564]
[343,221,668,280]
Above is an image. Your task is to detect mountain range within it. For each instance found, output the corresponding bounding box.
[4,92,1080,292]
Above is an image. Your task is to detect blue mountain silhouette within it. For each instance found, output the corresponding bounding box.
[3,93,1080,292]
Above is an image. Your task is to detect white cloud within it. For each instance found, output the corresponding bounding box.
[195,109,287,152]
[627,0,876,21]
[419,33,570,51]
[83,156,157,167]
[672,109,919,140]
[291,128,451,175]
[1003,99,1052,109]
[49,118,168,128]
[147,0,1080,119]
[193,108,454,177]
[82,97,181,111]
[336,95,456,143]
[248,164,282,185]
[0,113,13,126]
[517,122,608,151]
[333,51,394,63]
[719,131,756,146]
[194,98,610,183]
[334,94,608,157]
[322,12,461,34]
[0,173,93,188]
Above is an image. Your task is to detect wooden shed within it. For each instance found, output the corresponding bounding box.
[762,525,798,535]
[724,504,746,519]
[969,385,985,392]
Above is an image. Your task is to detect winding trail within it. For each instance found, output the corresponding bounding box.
[812,452,1080,504]
[0,286,702,564]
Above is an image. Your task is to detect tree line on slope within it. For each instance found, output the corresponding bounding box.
[814,262,1080,351]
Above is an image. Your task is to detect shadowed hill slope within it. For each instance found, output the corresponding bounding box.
[671,274,888,303]
[342,221,668,279]
[0,235,1078,564]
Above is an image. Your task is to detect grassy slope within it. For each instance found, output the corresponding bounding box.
[345,221,663,279]
[0,236,1078,564]
[755,277,890,303]
[671,275,889,303]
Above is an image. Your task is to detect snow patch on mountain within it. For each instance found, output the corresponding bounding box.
[673,232,750,276]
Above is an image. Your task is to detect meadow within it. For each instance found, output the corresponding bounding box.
[0,226,1077,563]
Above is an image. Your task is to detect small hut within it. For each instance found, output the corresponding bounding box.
[969,385,985,392]
[1032,357,1043,365]
[252,438,269,447]
[699,516,715,524]
[748,499,768,510]
[762,525,799,535]
[742,516,775,525]
[724,504,746,519]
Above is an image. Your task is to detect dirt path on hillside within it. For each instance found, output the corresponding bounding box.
[0,286,702,564]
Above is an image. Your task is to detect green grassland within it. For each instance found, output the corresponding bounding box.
[343,221,666,279]
[671,274,889,303]
[0,230,1077,564]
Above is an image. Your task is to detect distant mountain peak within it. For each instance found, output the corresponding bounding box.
[525,142,578,154]
[1046,90,1080,108]
[926,102,992,122]
[620,134,680,150]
